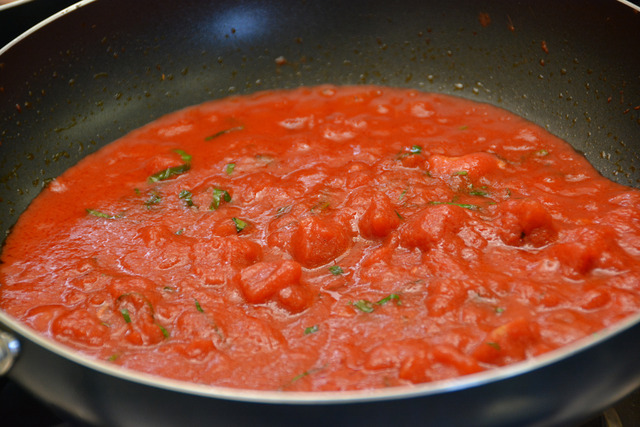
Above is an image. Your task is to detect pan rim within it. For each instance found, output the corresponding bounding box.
[2,307,639,404]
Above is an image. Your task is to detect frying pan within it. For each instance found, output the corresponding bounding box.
[1,0,640,425]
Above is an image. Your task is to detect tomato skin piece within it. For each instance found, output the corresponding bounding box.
[399,204,467,252]
[472,318,544,366]
[51,309,109,347]
[365,339,481,384]
[497,199,556,248]
[428,152,505,179]
[290,216,353,268]
[239,260,302,304]
[190,236,263,285]
[358,192,401,239]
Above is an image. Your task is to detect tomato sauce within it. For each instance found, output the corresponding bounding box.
[2,85,640,391]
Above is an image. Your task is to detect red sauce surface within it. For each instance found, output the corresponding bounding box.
[2,85,640,391]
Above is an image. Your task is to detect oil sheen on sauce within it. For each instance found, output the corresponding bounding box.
[1,86,640,391]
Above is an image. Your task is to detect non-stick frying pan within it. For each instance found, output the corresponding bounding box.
[1,1,639,426]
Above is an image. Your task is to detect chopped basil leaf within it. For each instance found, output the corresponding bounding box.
[86,209,120,219]
[86,209,111,219]
[495,307,505,314]
[459,125,469,130]
[429,201,480,210]
[285,365,327,388]
[395,210,404,220]
[158,324,170,338]
[536,149,549,157]
[107,354,119,362]
[175,228,185,235]
[329,265,344,275]
[195,299,204,313]
[121,308,132,323]
[225,163,236,175]
[275,205,292,217]
[352,300,375,313]
[376,293,401,306]
[351,293,401,313]
[310,200,330,214]
[205,126,244,140]
[469,190,488,197]
[148,163,191,183]
[304,325,319,335]
[290,370,311,383]
[452,170,468,176]
[398,145,423,159]
[179,189,196,207]
[486,342,501,350]
[144,192,162,208]
[232,217,247,233]
[210,188,232,210]
[173,149,192,163]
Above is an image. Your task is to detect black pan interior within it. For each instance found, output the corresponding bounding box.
[1,0,639,239]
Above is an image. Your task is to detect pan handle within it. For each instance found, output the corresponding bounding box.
[0,330,20,376]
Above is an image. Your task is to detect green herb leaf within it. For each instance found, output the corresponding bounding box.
[429,201,480,210]
[486,342,501,351]
[232,217,247,233]
[310,200,330,214]
[304,325,319,335]
[144,192,162,208]
[205,126,244,141]
[376,293,401,306]
[275,205,292,217]
[452,170,468,176]
[210,188,232,210]
[284,365,327,388]
[173,149,192,163]
[148,163,191,183]
[195,299,204,313]
[179,189,196,207]
[328,265,344,275]
[469,190,489,197]
[121,308,132,323]
[86,208,118,219]
[536,149,549,157]
[352,300,375,313]
[398,145,423,159]
[158,324,170,339]
[495,307,505,314]
[290,370,311,384]
[225,163,236,175]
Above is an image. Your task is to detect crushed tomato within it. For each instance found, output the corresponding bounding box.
[1,85,640,391]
